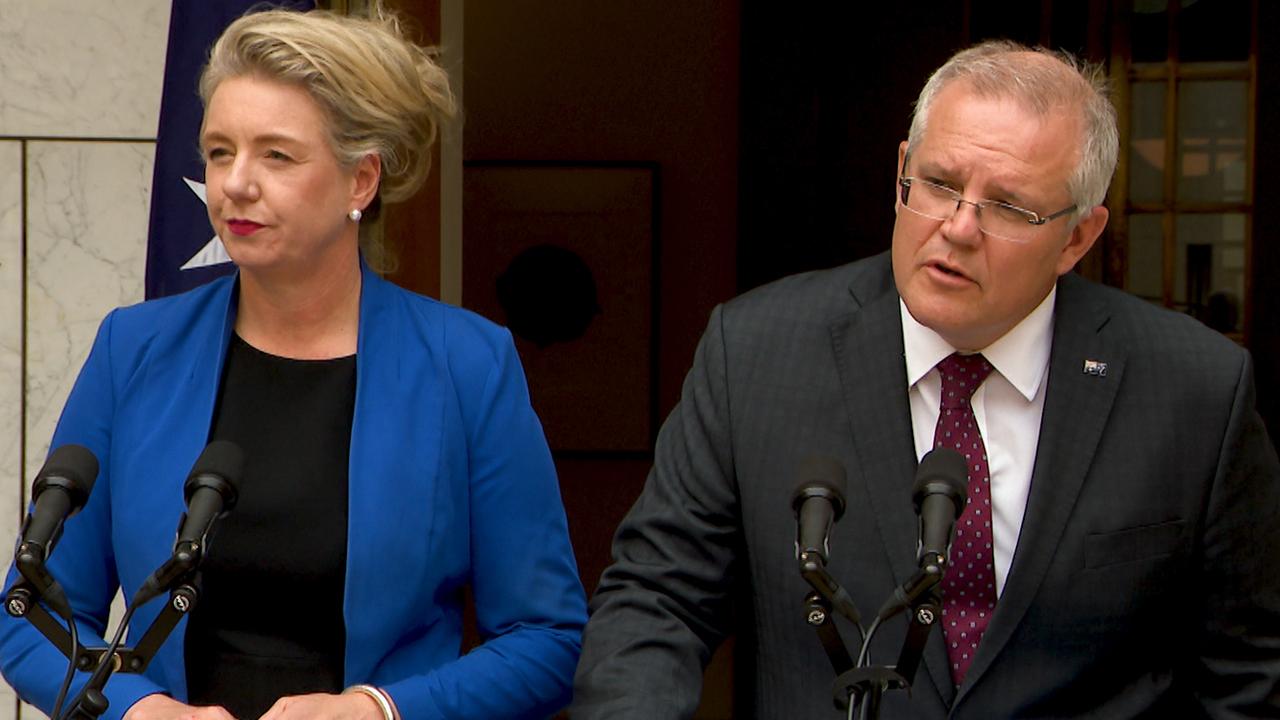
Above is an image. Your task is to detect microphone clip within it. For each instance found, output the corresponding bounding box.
[798,553,862,627]
[130,516,207,609]
[875,564,943,624]
[12,546,73,621]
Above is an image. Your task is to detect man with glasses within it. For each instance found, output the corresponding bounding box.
[573,41,1280,718]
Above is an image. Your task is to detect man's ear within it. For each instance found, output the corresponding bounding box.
[895,141,909,212]
[1056,205,1109,275]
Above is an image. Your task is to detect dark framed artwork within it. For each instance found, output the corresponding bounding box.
[462,162,660,455]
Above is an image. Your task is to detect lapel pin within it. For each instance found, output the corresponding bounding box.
[1083,359,1108,377]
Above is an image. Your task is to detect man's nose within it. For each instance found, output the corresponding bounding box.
[941,199,983,245]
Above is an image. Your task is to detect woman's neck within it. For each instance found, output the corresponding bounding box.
[234,252,362,360]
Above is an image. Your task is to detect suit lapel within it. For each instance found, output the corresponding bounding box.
[828,258,956,706]
[956,274,1125,700]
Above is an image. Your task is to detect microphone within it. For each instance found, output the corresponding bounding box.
[133,441,243,606]
[791,456,847,566]
[13,445,99,619]
[175,440,244,558]
[876,447,969,621]
[912,447,969,574]
[791,456,862,627]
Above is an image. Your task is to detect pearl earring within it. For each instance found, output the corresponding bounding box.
[348,208,363,223]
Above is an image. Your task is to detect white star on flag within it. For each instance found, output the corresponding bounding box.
[179,177,233,270]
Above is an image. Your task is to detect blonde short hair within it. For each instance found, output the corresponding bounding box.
[200,1,456,264]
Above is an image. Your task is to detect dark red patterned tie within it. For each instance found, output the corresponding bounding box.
[934,352,996,687]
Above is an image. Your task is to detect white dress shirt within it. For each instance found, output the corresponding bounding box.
[900,288,1056,596]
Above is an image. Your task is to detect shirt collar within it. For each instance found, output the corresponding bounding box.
[900,286,1056,402]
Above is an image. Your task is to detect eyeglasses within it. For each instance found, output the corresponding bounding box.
[898,176,1076,244]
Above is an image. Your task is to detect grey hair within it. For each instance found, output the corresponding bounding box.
[906,40,1118,219]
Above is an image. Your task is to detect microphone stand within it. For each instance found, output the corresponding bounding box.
[4,568,202,719]
[830,583,940,716]
[799,555,945,719]
[803,591,854,674]
[795,551,865,705]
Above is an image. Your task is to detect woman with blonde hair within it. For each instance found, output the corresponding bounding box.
[0,4,586,719]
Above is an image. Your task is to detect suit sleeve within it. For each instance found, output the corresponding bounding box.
[0,311,168,720]
[572,305,742,719]
[381,329,587,720]
[1194,351,1280,716]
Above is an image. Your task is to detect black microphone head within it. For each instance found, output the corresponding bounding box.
[791,456,847,520]
[184,441,245,511]
[912,447,968,518]
[33,444,99,513]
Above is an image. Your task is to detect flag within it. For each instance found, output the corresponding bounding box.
[145,0,313,300]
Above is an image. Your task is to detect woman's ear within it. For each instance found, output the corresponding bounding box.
[351,153,382,210]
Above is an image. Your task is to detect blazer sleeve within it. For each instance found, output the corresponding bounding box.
[381,329,587,719]
[572,305,742,719]
[0,311,168,720]
[1194,351,1280,715]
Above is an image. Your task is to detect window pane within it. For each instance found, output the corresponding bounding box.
[1131,0,1168,62]
[1177,60,1250,74]
[1130,82,1166,204]
[1127,214,1164,302]
[1175,213,1246,333]
[1177,80,1248,203]
[1179,0,1250,63]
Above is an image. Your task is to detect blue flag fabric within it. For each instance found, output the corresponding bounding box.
[145,0,314,300]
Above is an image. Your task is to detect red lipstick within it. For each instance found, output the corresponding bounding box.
[226,219,264,236]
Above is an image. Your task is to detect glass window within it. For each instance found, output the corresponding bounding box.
[1127,214,1165,302]
[1177,80,1248,203]
[1112,0,1254,341]
[1129,82,1167,204]
[1174,213,1246,333]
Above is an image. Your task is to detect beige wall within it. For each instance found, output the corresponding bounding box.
[0,0,170,715]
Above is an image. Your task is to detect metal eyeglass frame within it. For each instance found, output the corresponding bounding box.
[898,176,1076,240]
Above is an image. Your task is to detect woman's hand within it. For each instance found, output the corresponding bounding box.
[123,693,236,720]
[257,692,386,720]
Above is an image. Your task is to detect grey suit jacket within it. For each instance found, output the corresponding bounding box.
[572,252,1280,718]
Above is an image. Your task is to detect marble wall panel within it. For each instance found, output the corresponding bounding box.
[0,141,21,720]
[24,142,151,480]
[15,141,149,718]
[0,0,170,138]
[0,142,21,531]
[1,2,167,715]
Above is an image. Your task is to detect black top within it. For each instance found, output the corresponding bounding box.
[185,334,356,718]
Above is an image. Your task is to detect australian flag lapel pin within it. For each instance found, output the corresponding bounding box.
[1083,359,1108,377]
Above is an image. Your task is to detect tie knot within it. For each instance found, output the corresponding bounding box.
[937,352,992,408]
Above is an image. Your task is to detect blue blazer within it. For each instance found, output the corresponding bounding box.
[0,264,587,719]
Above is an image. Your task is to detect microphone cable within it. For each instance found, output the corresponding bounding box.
[57,601,140,720]
[48,607,79,720]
